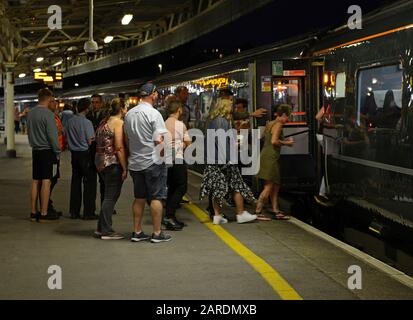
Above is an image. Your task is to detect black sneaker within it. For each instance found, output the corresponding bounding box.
[48,206,62,217]
[101,232,124,240]
[30,212,38,222]
[38,213,59,223]
[151,231,172,243]
[173,218,186,228]
[131,231,151,242]
[163,218,183,231]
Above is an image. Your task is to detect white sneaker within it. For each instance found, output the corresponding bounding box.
[213,215,228,225]
[236,211,257,224]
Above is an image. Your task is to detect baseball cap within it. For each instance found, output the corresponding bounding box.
[139,83,157,97]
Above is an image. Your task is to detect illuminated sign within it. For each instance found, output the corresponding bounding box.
[34,71,63,84]
[283,70,306,77]
[193,77,229,88]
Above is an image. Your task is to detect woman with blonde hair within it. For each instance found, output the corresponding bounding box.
[255,104,294,220]
[200,98,257,225]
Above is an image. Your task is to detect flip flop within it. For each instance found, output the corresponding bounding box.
[256,213,272,221]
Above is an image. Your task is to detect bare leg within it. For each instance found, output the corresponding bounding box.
[233,192,245,215]
[31,180,40,213]
[255,182,273,213]
[212,199,221,216]
[40,179,51,215]
[133,199,146,233]
[150,199,163,235]
[270,183,281,212]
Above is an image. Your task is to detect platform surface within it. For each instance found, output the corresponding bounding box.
[0,135,412,300]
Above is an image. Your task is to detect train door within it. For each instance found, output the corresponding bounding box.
[273,74,316,191]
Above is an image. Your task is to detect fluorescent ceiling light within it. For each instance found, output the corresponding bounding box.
[36,57,44,62]
[121,14,133,25]
[53,60,63,67]
[104,36,114,44]
[75,83,79,87]
[33,68,41,72]
[18,73,26,78]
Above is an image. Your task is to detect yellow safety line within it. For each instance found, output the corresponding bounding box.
[183,199,303,300]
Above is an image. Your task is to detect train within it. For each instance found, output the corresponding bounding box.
[2,0,412,273]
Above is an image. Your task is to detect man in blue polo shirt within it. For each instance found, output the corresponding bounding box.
[66,98,98,220]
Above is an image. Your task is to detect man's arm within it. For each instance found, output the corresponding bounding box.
[85,120,95,146]
[46,112,61,155]
[233,108,267,120]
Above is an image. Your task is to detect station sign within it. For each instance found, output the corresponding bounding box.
[272,61,283,76]
[34,71,63,84]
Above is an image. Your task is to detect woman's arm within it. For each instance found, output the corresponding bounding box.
[271,122,294,147]
[114,120,128,179]
[182,123,192,148]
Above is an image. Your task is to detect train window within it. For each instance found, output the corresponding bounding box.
[272,78,306,125]
[335,72,346,98]
[357,64,402,128]
[347,64,405,165]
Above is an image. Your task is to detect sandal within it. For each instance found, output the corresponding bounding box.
[268,210,291,220]
[255,213,272,221]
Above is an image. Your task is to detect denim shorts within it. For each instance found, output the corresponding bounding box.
[130,164,167,201]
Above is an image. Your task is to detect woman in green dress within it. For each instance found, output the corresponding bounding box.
[255,104,294,220]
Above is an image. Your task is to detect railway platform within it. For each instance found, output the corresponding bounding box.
[0,135,412,300]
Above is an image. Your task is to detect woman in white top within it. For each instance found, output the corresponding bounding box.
[164,101,192,230]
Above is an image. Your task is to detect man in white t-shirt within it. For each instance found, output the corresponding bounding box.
[124,83,171,243]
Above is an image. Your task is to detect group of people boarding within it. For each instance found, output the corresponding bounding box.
[26,82,294,244]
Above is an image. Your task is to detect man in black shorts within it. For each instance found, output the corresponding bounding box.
[27,88,61,222]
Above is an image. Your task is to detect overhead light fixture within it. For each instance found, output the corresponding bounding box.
[121,14,133,25]
[33,68,41,72]
[158,64,163,73]
[36,57,44,62]
[75,83,79,87]
[104,36,114,44]
[18,73,26,78]
[53,60,63,67]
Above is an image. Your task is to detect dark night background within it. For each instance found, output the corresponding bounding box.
[11,0,395,94]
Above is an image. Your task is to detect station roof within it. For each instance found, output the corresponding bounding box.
[0,0,273,83]
[2,0,189,73]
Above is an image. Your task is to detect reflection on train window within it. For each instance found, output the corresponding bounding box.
[353,64,410,168]
[357,64,402,129]
[335,72,346,98]
[272,78,305,125]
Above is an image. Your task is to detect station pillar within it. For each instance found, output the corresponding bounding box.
[4,62,17,158]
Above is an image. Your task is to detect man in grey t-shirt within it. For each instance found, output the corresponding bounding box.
[27,88,60,222]
[124,83,171,243]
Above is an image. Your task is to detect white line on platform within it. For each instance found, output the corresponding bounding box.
[288,217,413,289]
[188,169,413,289]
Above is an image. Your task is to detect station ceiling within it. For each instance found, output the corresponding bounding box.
[2,0,192,72]
[0,0,273,83]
